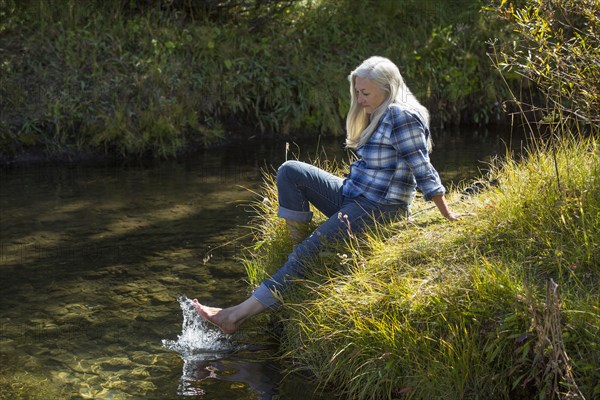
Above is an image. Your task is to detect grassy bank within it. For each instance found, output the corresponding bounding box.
[242,134,599,399]
[0,0,511,160]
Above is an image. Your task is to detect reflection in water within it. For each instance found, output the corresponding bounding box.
[178,356,282,398]
[0,132,524,399]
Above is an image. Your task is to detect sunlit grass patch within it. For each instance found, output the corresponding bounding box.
[277,228,532,399]
[242,135,599,399]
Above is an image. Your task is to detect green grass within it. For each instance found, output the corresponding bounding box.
[241,134,599,399]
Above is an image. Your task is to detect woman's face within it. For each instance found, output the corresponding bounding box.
[354,76,386,114]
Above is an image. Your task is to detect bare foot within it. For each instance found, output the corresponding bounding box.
[192,299,239,334]
[192,296,267,334]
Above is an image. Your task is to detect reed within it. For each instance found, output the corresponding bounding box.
[241,135,599,399]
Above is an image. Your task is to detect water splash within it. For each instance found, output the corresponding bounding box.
[162,295,232,356]
[161,296,287,398]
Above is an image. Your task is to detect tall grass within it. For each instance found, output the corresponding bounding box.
[241,135,599,399]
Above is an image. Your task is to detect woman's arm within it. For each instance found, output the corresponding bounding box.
[432,194,461,221]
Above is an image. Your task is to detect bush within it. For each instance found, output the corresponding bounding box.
[487,0,600,129]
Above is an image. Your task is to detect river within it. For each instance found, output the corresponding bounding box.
[0,129,524,399]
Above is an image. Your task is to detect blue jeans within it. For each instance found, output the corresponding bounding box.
[252,160,407,309]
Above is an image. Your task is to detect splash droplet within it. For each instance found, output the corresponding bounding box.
[162,295,231,356]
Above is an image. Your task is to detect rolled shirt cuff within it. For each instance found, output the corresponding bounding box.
[423,188,445,202]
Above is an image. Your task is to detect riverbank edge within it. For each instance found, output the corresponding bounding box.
[241,135,600,399]
[0,130,298,168]
[0,120,515,168]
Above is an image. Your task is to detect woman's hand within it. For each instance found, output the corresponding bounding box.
[443,211,474,221]
[432,195,472,222]
[444,211,461,221]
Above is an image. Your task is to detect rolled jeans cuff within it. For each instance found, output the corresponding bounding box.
[252,283,282,311]
[277,206,313,223]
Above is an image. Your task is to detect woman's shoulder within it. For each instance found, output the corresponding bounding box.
[386,104,427,128]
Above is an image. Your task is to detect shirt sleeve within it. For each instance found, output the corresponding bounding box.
[387,107,446,201]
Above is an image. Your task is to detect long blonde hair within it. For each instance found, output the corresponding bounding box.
[346,56,431,150]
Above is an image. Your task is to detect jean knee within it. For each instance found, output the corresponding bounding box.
[277,160,304,188]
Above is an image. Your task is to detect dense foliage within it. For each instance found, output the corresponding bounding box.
[488,0,600,129]
[0,0,512,160]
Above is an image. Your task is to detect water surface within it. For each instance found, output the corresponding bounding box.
[0,130,524,399]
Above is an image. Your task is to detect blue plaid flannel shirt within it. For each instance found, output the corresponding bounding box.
[342,104,445,206]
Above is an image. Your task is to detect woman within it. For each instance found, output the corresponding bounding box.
[193,56,463,333]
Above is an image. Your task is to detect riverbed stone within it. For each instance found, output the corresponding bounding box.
[129,350,152,363]
[126,366,150,379]
[158,275,181,284]
[95,356,134,369]
[150,292,173,304]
